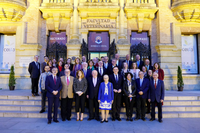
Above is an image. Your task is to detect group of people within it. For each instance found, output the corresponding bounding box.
[28,53,165,124]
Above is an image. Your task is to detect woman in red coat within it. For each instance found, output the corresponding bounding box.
[153,62,164,81]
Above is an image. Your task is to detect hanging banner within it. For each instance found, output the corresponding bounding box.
[130,32,149,46]
[181,35,198,74]
[0,35,16,73]
[48,32,67,46]
[88,32,109,51]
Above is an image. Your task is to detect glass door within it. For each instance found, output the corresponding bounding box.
[89,52,107,60]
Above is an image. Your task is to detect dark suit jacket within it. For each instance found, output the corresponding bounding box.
[123,79,136,97]
[103,62,111,74]
[109,74,123,91]
[96,67,106,82]
[137,60,144,70]
[41,62,48,73]
[135,78,149,99]
[45,75,62,98]
[148,79,164,103]
[87,77,101,99]
[116,60,123,71]
[123,60,133,69]
[28,61,40,78]
[107,64,119,75]
[82,69,92,80]
[57,66,64,77]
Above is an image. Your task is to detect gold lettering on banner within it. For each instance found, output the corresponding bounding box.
[82,19,116,29]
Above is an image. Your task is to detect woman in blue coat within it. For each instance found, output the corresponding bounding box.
[98,75,114,123]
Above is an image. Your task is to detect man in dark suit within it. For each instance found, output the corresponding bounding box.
[45,67,62,124]
[107,59,117,75]
[28,55,41,97]
[87,70,101,121]
[145,59,153,71]
[136,54,144,70]
[115,53,123,71]
[123,54,132,69]
[109,66,123,121]
[96,61,106,82]
[103,56,110,74]
[135,71,149,121]
[41,56,49,73]
[148,72,165,123]
[82,62,92,80]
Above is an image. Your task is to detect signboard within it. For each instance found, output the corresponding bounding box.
[49,32,67,46]
[0,35,16,73]
[19,57,32,67]
[181,35,198,74]
[130,32,149,46]
[88,32,109,51]
[82,19,116,29]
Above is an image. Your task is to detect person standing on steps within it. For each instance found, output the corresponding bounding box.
[45,67,62,124]
[28,55,41,97]
[73,70,87,121]
[38,65,52,113]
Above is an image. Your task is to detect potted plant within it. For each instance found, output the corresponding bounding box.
[177,66,184,91]
[9,65,16,91]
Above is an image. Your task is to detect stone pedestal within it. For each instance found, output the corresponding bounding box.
[66,39,82,59]
[116,39,131,58]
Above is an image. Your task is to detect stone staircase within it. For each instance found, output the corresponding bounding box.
[0,91,200,119]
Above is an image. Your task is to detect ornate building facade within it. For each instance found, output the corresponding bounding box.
[0,0,200,90]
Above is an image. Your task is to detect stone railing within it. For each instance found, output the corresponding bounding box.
[172,0,200,7]
[42,0,71,3]
[0,0,26,6]
[86,0,111,2]
[126,0,155,4]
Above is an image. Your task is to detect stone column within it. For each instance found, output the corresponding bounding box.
[66,0,81,58]
[118,0,126,39]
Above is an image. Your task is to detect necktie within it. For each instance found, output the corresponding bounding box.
[154,80,157,89]
[67,77,69,85]
[84,70,86,77]
[100,68,102,75]
[116,75,118,82]
[36,62,39,69]
[54,76,56,85]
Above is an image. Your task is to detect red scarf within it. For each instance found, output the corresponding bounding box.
[58,66,62,72]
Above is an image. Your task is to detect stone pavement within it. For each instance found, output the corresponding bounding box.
[0,117,199,133]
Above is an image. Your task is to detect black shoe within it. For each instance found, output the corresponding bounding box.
[87,118,93,121]
[100,120,104,123]
[95,118,100,121]
[150,118,155,121]
[116,118,121,121]
[134,117,139,121]
[105,120,108,122]
[159,119,163,123]
[126,118,130,121]
[32,94,35,97]
[35,93,40,96]
[130,118,133,121]
[53,120,59,123]
[142,118,146,121]
[112,118,115,121]
[47,120,51,124]
[39,109,45,113]
[67,118,71,121]
[62,118,66,121]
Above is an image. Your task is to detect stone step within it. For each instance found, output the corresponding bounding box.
[0,110,199,118]
[164,100,200,106]
[1,95,200,101]
[0,104,199,113]
[1,99,200,106]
